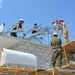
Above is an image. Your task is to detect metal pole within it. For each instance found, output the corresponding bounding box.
[14,70,17,75]
[46,32,49,45]
[51,67,55,75]
[35,70,38,75]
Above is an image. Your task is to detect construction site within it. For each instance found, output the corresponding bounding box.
[0,20,75,75]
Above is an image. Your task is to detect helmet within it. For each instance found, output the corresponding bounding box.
[53,32,58,36]
[19,19,24,22]
[59,20,64,22]
[55,20,58,23]
[34,23,37,25]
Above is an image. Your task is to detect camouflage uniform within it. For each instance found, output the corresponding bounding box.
[62,24,69,43]
[51,37,62,67]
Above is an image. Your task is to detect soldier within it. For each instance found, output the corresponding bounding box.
[10,19,24,37]
[51,33,62,68]
[32,23,38,34]
[59,20,69,43]
[52,19,69,43]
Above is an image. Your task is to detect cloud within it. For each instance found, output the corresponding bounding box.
[0,0,3,8]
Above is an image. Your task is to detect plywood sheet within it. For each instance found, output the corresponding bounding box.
[62,40,75,54]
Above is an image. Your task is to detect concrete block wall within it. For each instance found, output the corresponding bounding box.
[9,40,52,69]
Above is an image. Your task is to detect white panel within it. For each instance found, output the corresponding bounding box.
[0,24,4,33]
[0,35,20,48]
[0,48,37,68]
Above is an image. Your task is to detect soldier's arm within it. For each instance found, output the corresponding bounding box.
[60,39,62,44]
[16,25,19,29]
[48,40,52,46]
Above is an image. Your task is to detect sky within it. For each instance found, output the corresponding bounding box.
[0,0,75,43]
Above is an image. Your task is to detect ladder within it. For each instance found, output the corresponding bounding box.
[51,46,69,75]
[62,46,69,66]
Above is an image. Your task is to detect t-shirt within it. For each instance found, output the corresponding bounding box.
[51,37,62,49]
[10,22,22,30]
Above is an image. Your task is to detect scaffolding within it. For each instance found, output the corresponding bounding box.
[0,40,74,75]
[0,22,72,45]
[0,24,75,75]
[41,40,75,75]
[28,40,75,75]
[0,66,37,75]
[0,22,75,75]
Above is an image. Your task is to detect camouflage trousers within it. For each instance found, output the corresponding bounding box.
[51,48,62,67]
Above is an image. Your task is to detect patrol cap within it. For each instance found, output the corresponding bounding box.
[53,32,58,36]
